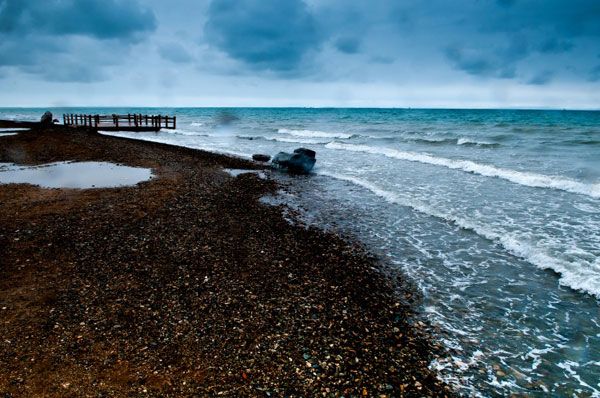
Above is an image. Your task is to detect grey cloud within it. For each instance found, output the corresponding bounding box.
[528,70,553,85]
[445,36,529,79]
[22,62,106,83]
[159,43,193,63]
[371,55,395,64]
[538,38,574,53]
[204,0,322,73]
[0,0,157,82]
[0,0,156,40]
[334,37,360,54]
[589,65,600,82]
[487,0,600,38]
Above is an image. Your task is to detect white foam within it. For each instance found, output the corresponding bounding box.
[573,202,599,214]
[457,137,495,146]
[190,122,204,127]
[224,168,266,179]
[268,136,331,145]
[557,361,600,396]
[524,346,554,370]
[325,142,600,199]
[164,128,208,137]
[318,171,600,298]
[0,133,17,137]
[98,130,252,159]
[277,128,352,139]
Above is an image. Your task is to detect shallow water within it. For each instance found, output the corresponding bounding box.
[223,168,267,179]
[0,161,154,189]
[2,107,599,396]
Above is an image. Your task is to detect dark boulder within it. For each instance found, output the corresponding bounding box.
[293,147,316,159]
[40,111,54,125]
[252,154,271,162]
[272,147,316,174]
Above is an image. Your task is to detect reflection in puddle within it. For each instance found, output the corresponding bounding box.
[223,168,267,179]
[0,128,30,133]
[0,161,154,189]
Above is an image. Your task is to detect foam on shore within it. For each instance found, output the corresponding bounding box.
[325,142,600,199]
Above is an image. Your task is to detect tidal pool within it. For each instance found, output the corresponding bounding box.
[0,161,154,189]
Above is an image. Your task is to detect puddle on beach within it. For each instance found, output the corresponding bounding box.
[0,128,30,132]
[0,128,29,137]
[0,161,154,189]
[223,168,267,179]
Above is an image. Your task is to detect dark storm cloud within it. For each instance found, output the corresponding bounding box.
[1,0,599,107]
[0,0,156,39]
[204,0,322,73]
[438,0,600,82]
[0,0,156,82]
[538,38,574,54]
[444,36,529,80]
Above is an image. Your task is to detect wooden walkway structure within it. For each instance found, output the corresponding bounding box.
[63,114,176,132]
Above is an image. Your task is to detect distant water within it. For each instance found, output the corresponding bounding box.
[2,107,599,396]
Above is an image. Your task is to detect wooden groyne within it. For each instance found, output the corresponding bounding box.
[63,114,176,132]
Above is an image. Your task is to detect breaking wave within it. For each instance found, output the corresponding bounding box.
[277,128,354,139]
[325,142,600,199]
[317,171,600,298]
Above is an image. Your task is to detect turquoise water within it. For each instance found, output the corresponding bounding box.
[2,108,599,396]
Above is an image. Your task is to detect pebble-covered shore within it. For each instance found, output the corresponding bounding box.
[0,127,454,397]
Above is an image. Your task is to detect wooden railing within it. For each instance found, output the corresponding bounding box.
[63,114,176,130]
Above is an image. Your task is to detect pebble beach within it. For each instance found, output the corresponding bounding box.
[0,126,453,397]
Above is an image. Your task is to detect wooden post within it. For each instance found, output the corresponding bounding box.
[173,116,176,129]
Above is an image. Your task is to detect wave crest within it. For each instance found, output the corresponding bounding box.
[325,142,600,199]
[277,128,353,139]
[318,171,600,298]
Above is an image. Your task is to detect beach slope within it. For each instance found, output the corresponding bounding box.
[0,127,452,397]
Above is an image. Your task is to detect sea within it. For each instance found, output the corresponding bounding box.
[2,107,599,397]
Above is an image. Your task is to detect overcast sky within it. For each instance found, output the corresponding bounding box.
[1,0,599,108]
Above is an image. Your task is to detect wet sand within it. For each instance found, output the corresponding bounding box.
[0,126,453,397]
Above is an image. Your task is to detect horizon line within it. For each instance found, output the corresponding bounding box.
[1,106,599,112]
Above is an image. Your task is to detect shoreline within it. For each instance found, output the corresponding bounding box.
[0,126,453,396]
